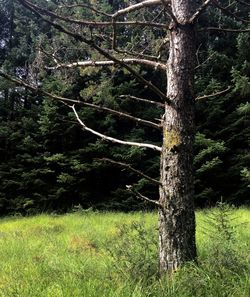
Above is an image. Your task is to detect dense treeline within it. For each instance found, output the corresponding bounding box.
[0,0,249,215]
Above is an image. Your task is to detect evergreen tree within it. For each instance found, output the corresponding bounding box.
[0,0,249,272]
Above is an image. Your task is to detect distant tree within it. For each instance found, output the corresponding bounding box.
[0,0,249,274]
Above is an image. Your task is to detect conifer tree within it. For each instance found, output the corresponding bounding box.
[0,0,249,273]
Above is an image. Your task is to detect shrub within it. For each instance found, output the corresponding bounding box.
[107,220,158,283]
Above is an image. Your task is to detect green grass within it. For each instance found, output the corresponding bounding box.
[0,207,249,297]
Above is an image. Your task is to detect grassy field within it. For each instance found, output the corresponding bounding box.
[0,207,249,297]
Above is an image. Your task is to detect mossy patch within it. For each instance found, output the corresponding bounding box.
[164,129,181,150]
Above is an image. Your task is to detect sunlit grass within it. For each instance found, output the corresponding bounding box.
[0,208,249,296]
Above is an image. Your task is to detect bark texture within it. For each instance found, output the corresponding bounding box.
[159,0,197,274]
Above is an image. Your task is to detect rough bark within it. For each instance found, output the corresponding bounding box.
[159,0,197,274]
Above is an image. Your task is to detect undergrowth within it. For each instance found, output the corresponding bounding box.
[0,205,249,296]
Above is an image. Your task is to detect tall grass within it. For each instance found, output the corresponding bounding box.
[0,206,249,296]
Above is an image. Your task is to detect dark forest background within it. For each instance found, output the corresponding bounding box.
[0,0,249,215]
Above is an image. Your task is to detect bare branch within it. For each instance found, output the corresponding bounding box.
[17,0,168,102]
[195,52,216,69]
[213,1,250,24]
[112,12,168,60]
[46,59,167,72]
[19,0,167,28]
[195,43,202,66]
[112,17,117,50]
[224,1,238,10]
[98,158,161,185]
[57,4,112,17]
[120,95,164,108]
[112,9,166,61]
[196,86,231,100]
[113,48,160,61]
[189,0,213,23]
[160,0,178,24]
[71,105,162,152]
[80,102,161,130]
[126,185,161,207]
[199,27,250,32]
[0,71,160,130]
[235,0,250,7]
[110,21,167,29]
[113,0,163,18]
[0,71,82,105]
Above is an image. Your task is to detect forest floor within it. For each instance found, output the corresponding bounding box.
[0,207,249,297]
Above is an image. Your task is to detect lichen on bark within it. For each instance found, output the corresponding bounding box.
[164,129,181,150]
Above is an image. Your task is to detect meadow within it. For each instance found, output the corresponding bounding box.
[0,206,249,297]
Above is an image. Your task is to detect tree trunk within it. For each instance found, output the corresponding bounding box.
[158,1,197,274]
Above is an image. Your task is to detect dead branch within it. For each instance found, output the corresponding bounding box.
[199,27,250,32]
[195,52,216,69]
[0,71,161,130]
[195,43,202,66]
[196,86,231,100]
[113,0,163,18]
[112,17,117,50]
[120,95,164,108]
[71,105,162,152]
[224,1,238,10]
[17,0,168,102]
[46,59,167,72]
[213,1,250,24]
[0,70,82,105]
[235,0,250,7]
[57,4,112,17]
[160,0,178,24]
[79,102,161,130]
[110,21,167,29]
[189,0,213,23]
[126,185,161,207]
[19,0,167,28]
[98,158,161,185]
